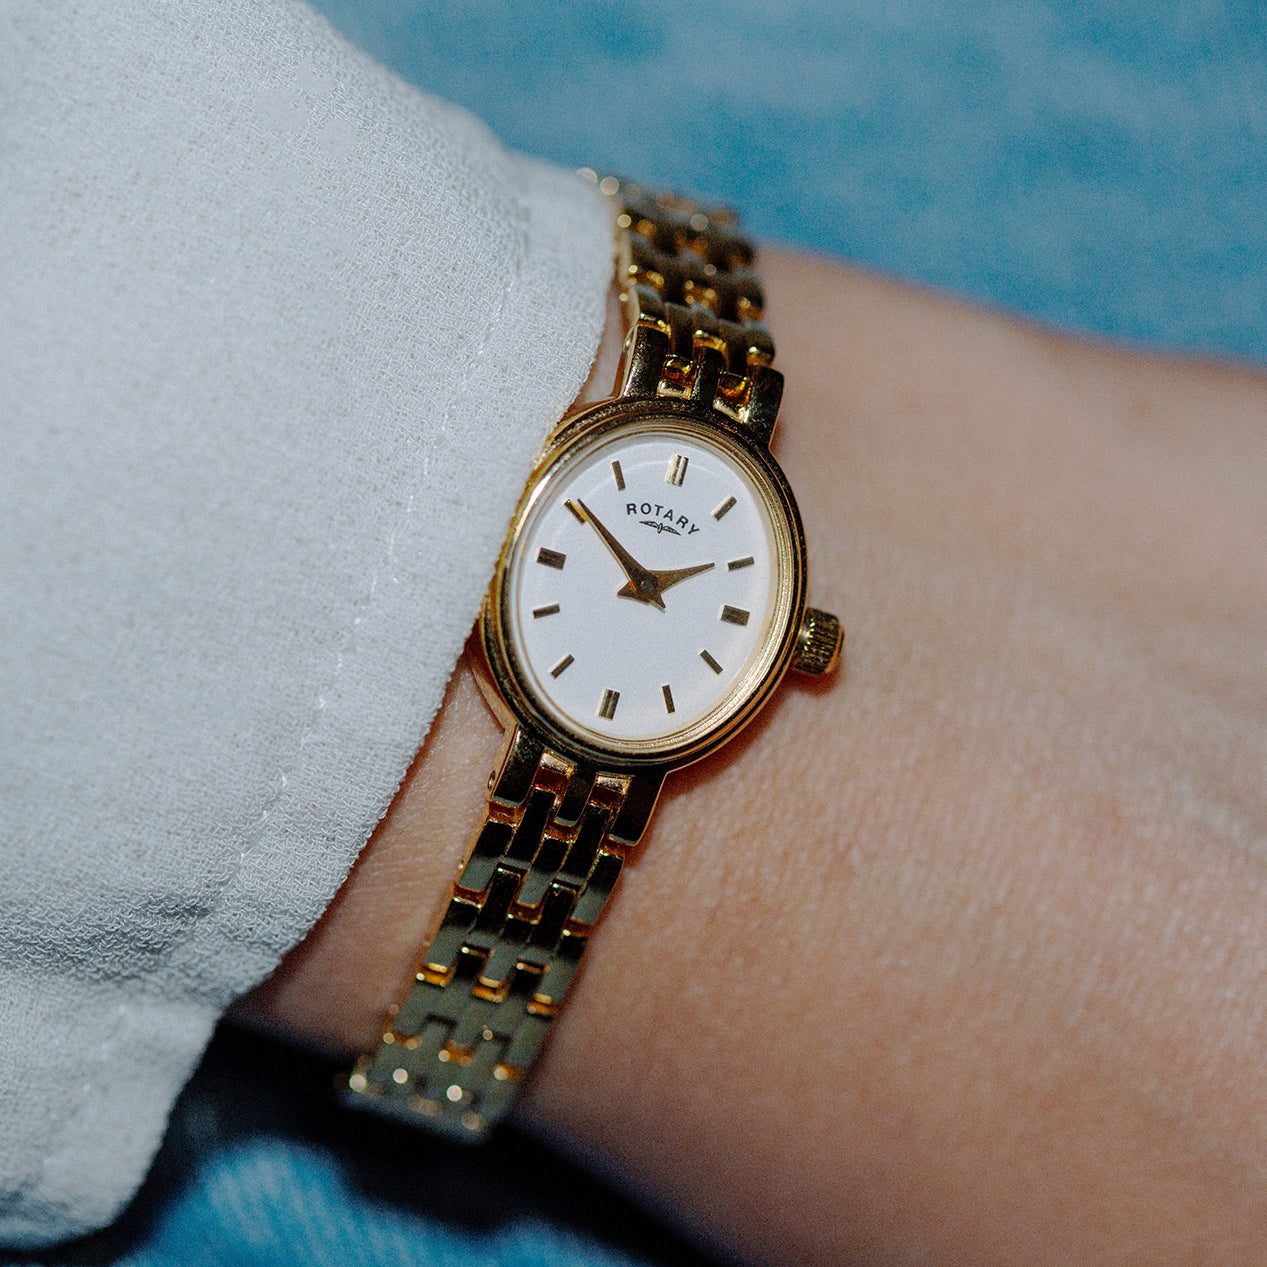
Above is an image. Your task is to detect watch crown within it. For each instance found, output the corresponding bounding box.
[792,607,843,677]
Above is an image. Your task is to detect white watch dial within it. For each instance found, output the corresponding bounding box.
[504,417,796,753]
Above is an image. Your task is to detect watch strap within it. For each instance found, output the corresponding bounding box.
[345,726,661,1140]
[604,177,784,443]
[346,179,781,1141]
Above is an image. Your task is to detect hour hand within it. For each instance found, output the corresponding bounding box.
[651,561,715,593]
[617,561,715,601]
[571,499,665,608]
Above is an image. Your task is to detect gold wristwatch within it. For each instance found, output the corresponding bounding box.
[345,176,842,1140]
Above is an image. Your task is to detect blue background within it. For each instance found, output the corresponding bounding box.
[315,0,1267,362]
[13,5,1264,1267]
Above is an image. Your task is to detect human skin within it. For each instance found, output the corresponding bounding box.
[239,251,1267,1265]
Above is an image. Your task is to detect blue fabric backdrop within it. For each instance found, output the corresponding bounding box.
[315,0,1267,363]
[11,4,1263,1266]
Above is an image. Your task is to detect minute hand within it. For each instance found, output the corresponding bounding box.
[572,499,666,609]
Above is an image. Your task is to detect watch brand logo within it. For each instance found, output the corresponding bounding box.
[626,502,701,535]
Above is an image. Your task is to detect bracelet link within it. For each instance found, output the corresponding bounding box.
[345,727,659,1141]
[606,176,780,443]
[347,174,779,1143]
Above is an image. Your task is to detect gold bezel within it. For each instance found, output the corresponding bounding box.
[477,396,807,773]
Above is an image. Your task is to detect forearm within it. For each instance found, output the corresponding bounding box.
[241,251,1267,1264]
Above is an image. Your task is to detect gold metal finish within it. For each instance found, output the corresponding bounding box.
[348,178,842,1141]
[345,728,663,1141]
[792,607,843,677]
[607,178,782,445]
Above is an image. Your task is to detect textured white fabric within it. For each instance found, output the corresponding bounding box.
[0,0,612,1246]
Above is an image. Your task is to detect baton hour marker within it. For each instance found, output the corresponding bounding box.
[662,683,675,714]
[598,688,620,720]
[532,604,560,619]
[611,460,625,491]
[550,654,574,678]
[666,454,689,486]
[720,605,750,627]
[728,556,755,571]
[537,547,566,570]
[712,496,736,521]
[700,649,723,675]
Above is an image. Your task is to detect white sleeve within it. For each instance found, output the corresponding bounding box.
[0,0,612,1246]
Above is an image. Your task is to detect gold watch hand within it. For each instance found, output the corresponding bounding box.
[572,499,666,608]
[652,561,716,592]
[616,561,715,602]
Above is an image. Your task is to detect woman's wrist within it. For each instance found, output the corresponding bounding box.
[239,249,1267,1264]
